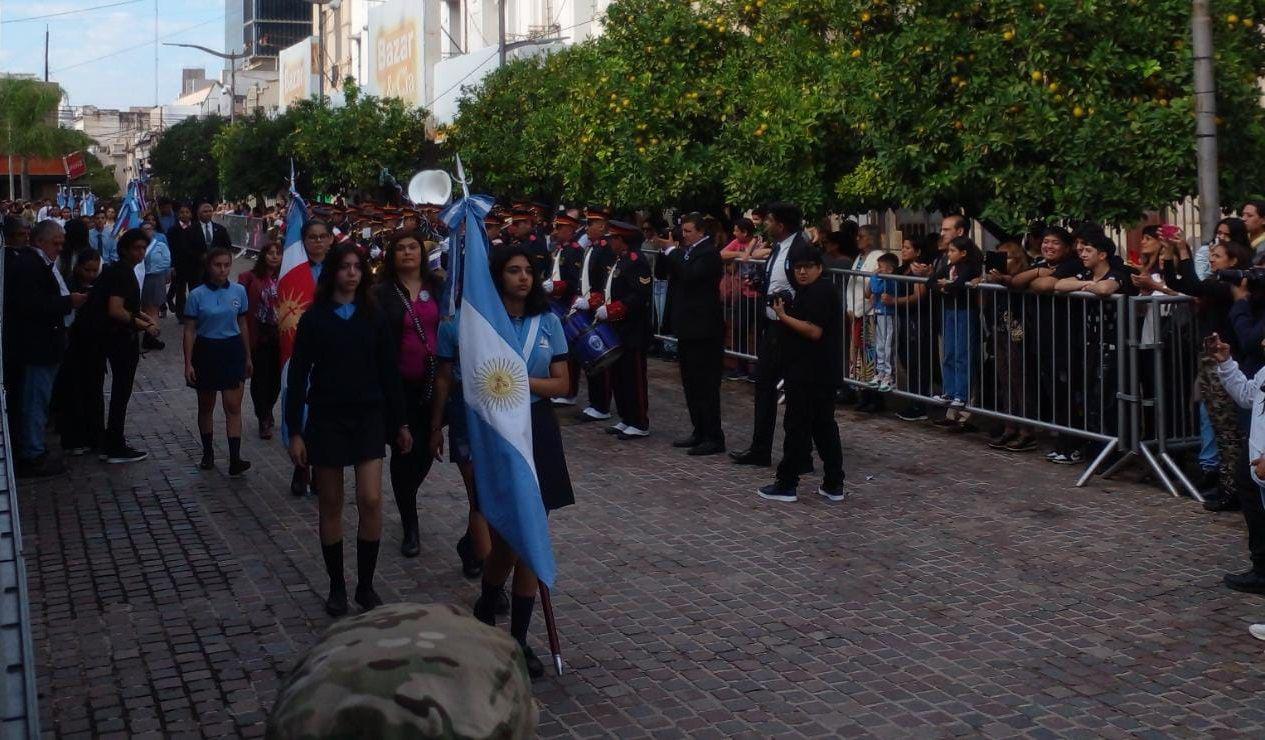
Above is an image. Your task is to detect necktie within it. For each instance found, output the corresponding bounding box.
[205,223,212,244]
[95,232,102,249]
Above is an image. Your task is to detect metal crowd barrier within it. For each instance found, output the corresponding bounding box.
[0,233,41,738]
[642,247,1215,492]
[212,214,271,254]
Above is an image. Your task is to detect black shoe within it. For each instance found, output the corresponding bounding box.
[104,445,148,464]
[401,528,420,558]
[1196,468,1220,492]
[354,585,384,611]
[494,587,510,616]
[987,431,1017,449]
[1224,570,1265,595]
[456,534,483,579]
[520,642,545,679]
[729,448,771,466]
[15,457,66,479]
[472,593,496,625]
[672,435,700,449]
[229,459,250,476]
[325,585,349,617]
[199,453,214,471]
[290,467,308,497]
[1203,492,1241,512]
[687,440,726,456]
[896,406,928,422]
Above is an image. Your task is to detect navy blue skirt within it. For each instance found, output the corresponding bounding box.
[191,336,246,391]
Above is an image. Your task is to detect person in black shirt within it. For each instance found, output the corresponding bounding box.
[286,243,411,617]
[758,246,846,503]
[56,248,103,456]
[86,229,160,463]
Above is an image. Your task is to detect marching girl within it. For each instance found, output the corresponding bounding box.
[374,229,443,558]
[286,243,411,616]
[432,245,574,678]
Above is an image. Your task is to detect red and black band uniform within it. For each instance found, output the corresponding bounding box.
[548,237,586,399]
[580,238,615,414]
[589,249,652,431]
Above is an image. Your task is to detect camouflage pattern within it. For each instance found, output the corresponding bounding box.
[266,603,537,740]
[1201,357,1243,495]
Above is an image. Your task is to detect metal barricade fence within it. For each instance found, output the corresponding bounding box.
[212,214,271,253]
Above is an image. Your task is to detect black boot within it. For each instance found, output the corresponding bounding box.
[472,580,501,625]
[511,594,544,679]
[456,533,483,578]
[395,490,420,558]
[322,540,348,617]
[227,436,250,476]
[353,539,383,610]
[290,466,308,497]
[199,433,214,470]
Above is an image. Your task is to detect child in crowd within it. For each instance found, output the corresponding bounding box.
[865,252,899,392]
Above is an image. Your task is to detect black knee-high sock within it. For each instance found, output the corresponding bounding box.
[356,539,380,591]
[510,594,535,644]
[227,436,242,463]
[393,487,418,536]
[474,580,500,625]
[200,432,213,460]
[322,540,345,593]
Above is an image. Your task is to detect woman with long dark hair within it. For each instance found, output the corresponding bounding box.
[239,239,283,438]
[183,247,253,475]
[935,236,983,413]
[286,243,410,616]
[374,229,444,557]
[436,245,573,678]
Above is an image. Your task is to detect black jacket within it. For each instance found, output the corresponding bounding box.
[166,221,200,275]
[597,249,653,349]
[655,236,723,340]
[547,238,585,301]
[373,278,441,356]
[7,248,73,365]
[193,219,232,255]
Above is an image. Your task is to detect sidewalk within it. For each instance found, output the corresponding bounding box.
[19,308,1265,738]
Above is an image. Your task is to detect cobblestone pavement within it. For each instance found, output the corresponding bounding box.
[19,305,1265,738]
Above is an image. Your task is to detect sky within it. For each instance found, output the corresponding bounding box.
[0,0,231,110]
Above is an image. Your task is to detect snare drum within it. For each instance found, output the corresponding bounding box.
[562,309,623,374]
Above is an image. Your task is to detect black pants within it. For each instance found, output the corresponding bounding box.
[585,366,612,414]
[96,334,139,449]
[249,325,281,424]
[390,383,436,536]
[748,322,784,456]
[170,269,200,318]
[58,338,105,449]
[612,347,649,430]
[677,336,724,444]
[777,383,844,488]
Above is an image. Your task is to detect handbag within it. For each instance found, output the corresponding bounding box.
[394,283,438,404]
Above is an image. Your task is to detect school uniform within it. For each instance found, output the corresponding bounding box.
[576,239,616,418]
[185,281,249,391]
[284,300,405,468]
[594,248,653,435]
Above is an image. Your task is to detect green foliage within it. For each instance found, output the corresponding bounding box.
[149,115,227,203]
[80,151,119,199]
[213,111,296,201]
[445,0,1265,232]
[284,80,439,196]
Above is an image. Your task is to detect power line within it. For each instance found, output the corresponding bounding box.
[1,0,144,24]
[51,14,223,73]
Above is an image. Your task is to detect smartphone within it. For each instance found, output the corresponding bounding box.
[984,250,1006,274]
[1158,223,1182,241]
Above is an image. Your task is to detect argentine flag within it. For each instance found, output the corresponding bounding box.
[441,190,557,588]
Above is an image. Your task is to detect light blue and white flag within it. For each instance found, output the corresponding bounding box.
[81,193,95,216]
[441,166,556,587]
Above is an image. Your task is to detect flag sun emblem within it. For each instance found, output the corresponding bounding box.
[474,357,526,410]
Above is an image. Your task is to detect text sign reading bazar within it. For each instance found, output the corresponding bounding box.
[367,0,427,108]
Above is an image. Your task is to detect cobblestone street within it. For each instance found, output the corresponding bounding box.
[19,306,1265,738]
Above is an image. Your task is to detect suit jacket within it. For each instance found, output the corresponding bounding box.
[592,249,653,349]
[760,233,811,300]
[194,219,232,255]
[655,236,723,340]
[8,248,73,365]
[166,221,199,275]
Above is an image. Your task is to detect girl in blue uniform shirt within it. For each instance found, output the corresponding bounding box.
[432,245,574,678]
[183,247,253,476]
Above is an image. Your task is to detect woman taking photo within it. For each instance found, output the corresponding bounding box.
[436,245,574,678]
[238,239,282,439]
[183,247,253,476]
[374,229,443,558]
[286,243,410,617]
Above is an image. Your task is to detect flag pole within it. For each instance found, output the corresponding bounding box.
[538,580,563,675]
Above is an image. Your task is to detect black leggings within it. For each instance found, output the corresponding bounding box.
[249,325,281,423]
[390,383,436,534]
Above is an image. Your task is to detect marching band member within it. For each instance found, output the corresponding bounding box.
[592,220,652,439]
[572,207,614,422]
[545,214,585,406]
[508,205,550,278]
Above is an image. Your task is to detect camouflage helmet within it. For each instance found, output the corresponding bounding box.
[267,603,537,739]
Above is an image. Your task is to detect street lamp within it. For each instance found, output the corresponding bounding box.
[300,0,343,102]
[163,43,246,122]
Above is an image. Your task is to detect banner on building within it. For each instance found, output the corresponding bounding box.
[62,151,87,180]
[366,0,431,108]
[279,36,318,111]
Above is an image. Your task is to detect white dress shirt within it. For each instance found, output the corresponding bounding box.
[764,234,796,320]
[34,249,73,327]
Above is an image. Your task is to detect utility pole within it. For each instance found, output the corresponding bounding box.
[162,43,244,122]
[318,6,325,101]
[43,25,49,81]
[1192,0,1220,242]
[499,0,507,67]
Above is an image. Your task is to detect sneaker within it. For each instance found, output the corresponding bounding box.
[818,485,847,502]
[1047,451,1084,465]
[987,432,1017,450]
[864,377,881,389]
[1045,450,1060,461]
[757,483,798,502]
[896,407,928,422]
[616,426,650,440]
[578,407,611,421]
[1004,435,1037,452]
[550,396,577,407]
[604,422,628,435]
[949,398,966,409]
[104,445,148,464]
[878,380,893,393]
[932,394,952,404]
[228,459,251,477]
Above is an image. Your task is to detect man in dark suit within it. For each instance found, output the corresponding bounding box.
[9,220,88,477]
[731,202,810,466]
[656,212,725,455]
[165,203,198,317]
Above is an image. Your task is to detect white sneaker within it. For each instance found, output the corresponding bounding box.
[878,379,892,393]
[580,407,612,421]
[551,396,577,406]
[1250,624,1265,641]
[949,398,966,409]
[618,426,650,438]
[818,486,847,502]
